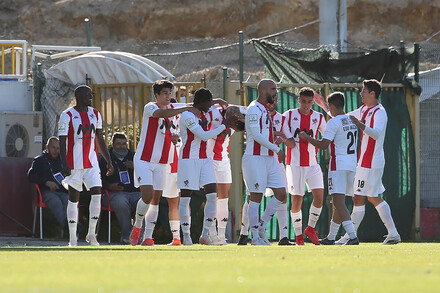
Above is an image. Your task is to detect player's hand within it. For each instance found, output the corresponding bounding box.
[171,134,181,146]
[106,163,114,176]
[277,149,285,162]
[314,92,328,112]
[108,182,124,192]
[188,107,201,118]
[62,164,71,177]
[298,131,310,140]
[213,98,229,109]
[123,161,134,169]
[45,181,59,191]
[224,114,238,128]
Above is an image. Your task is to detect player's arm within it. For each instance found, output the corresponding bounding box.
[95,128,114,176]
[58,135,70,177]
[152,106,200,118]
[183,112,232,141]
[350,110,386,140]
[298,131,331,150]
[246,110,281,154]
[314,92,330,114]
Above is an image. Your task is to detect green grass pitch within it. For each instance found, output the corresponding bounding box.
[1,243,439,292]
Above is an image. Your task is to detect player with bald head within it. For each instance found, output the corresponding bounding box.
[242,78,287,245]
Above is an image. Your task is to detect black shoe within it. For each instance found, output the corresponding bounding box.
[237,234,249,245]
[344,237,360,245]
[278,237,293,245]
[319,237,335,245]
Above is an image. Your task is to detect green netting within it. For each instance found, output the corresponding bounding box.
[244,85,416,242]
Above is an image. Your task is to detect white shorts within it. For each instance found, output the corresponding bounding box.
[62,165,101,192]
[286,164,324,196]
[133,159,166,190]
[242,155,285,193]
[177,158,216,190]
[162,170,179,198]
[213,158,232,184]
[354,166,385,197]
[328,170,355,196]
[265,163,287,197]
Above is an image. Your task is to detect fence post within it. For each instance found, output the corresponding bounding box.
[222,67,228,101]
[85,18,92,46]
[400,40,405,78]
[414,43,420,83]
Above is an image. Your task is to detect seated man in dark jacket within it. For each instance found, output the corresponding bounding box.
[27,136,68,231]
[99,132,141,244]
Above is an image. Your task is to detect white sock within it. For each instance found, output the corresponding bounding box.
[134,199,149,228]
[67,200,78,243]
[179,197,191,235]
[88,194,101,236]
[342,220,356,239]
[327,220,340,241]
[308,204,322,228]
[276,203,288,239]
[217,198,229,239]
[290,211,303,237]
[351,205,366,232]
[240,200,250,236]
[375,201,398,236]
[143,204,159,239]
[248,201,260,239]
[202,193,217,237]
[260,196,282,226]
[169,220,180,240]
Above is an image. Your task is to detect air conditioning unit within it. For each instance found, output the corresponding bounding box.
[0,112,43,158]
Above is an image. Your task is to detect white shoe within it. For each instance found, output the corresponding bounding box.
[218,237,228,246]
[258,227,271,245]
[381,234,401,245]
[199,235,213,245]
[86,234,100,246]
[209,234,223,246]
[251,237,270,246]
[183,234,193,246]
[68,240,77,247]
[335,234,349,245]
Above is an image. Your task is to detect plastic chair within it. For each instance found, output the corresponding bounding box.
[32,184,48,239]
[101,189,114,244]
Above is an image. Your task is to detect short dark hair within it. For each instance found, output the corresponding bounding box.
[299,87,314,97]
[235,120,245,132]
[74,85,91,98]
[363,79,381,99]
[112,132,127,143]
[327,92,345,109]
[153,80,174,95]
[193,88,212,105]
[170,98,177,103]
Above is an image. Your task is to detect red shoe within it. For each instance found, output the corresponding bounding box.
[141,238,155,246]
[168,238,181,246]
[129,227,141,246]
[304,226,320,245]
[295,234,305,246]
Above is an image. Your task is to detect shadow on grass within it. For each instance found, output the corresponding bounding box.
[0,246,224,252]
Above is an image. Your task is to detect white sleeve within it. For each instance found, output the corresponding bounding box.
[144,102,159,118]
[239,106,247,114]
[282,111,293,139]
[363,109,387,140]
[182,112,226,141]
[318,114,327,135]
[347,107,362,120]
[246,107,280,153]
[322,118,337,141]
[58,112,70,136]
[96,111,103,129]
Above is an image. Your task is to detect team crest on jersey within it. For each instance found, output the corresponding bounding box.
[368,112,373,117]
[273,119,280,126]
[254,183,259,190]
[312,118,318,125]
[89,113,95,119]
[214,118,220,122]
[73,116,79,119]
[293,117,298,121]
[248,114,258,124]
[184,180,189,187]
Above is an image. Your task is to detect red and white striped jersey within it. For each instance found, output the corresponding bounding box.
[207,107,235,161]
[282,109,326,166]
[134,102,181,165]
[322,115,358,171]
[58,106,102,170]
[179,110,226,159]
[349,104,387,169]
[244,100,279,156]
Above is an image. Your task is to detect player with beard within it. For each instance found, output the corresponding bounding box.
[242,79,287,245]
